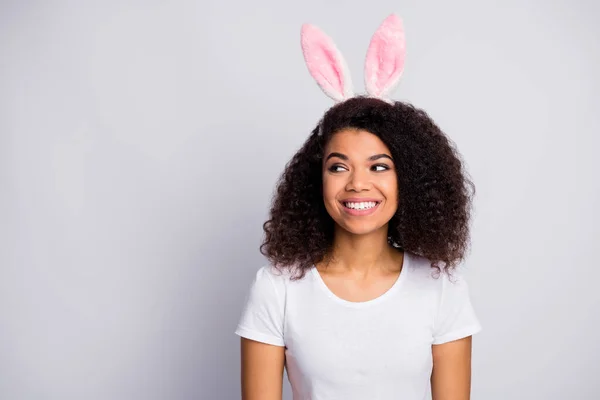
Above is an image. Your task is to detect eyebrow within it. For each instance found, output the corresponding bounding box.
[325,152,394,162]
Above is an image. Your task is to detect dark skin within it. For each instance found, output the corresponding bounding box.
[240,338,285,400]
[241,129,474,399]
[260,97,476,283]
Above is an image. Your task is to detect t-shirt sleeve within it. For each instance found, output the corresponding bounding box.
[432,268,482,345]
[234,266,285,347]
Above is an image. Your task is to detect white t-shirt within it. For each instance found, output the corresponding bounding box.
[235,251,482,400]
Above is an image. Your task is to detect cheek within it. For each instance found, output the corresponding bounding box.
[380,177,399,203]
[322,174,343,202]
[379,176,398,198]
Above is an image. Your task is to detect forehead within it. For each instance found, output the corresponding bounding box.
[324,128,391,157]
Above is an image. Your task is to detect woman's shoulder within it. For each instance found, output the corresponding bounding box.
[251,264,306,290]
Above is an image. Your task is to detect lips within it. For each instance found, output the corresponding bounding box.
[339,198,382,216]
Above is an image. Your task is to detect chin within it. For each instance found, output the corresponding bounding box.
[338,221,388,236]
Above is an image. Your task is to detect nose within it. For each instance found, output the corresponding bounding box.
[345,169,372,192]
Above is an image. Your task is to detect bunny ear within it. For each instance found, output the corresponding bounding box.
[301,23,354,103]
[364,14,406,100]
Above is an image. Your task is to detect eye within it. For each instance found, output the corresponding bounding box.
[372,164,390,172]
[328,164,348,172]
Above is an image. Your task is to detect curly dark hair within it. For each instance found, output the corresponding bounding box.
[260,96,475,280]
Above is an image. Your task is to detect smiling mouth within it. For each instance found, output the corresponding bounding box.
[342,201,380,210]
[339,200,381,216]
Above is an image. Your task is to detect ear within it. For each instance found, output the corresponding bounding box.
[364,14,406,100]
[301,23,354,103]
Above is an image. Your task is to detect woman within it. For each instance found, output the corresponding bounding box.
[235,14,482,400]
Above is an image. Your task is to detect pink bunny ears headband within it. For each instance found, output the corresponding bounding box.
[301,13,406,104]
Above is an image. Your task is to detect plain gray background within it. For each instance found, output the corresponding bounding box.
[1,0,599,399]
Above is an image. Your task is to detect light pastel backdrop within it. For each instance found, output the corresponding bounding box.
[1,0,598,398]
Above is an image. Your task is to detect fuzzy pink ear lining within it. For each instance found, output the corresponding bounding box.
[364,14,406,100]
[301,24,354,102]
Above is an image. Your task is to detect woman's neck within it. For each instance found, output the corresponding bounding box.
[323,224,402,276]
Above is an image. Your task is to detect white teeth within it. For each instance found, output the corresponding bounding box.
[344,201,377,210]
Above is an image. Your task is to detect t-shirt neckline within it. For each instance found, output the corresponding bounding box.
[310,251,410,309]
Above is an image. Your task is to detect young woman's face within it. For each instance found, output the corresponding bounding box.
[322,128,399,236]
